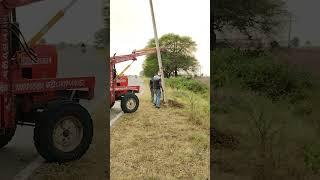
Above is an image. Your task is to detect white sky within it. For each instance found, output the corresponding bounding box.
[17,0,103,44]
[110,0,210,76]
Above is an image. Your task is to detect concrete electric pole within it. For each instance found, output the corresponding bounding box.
[148,0,167,102]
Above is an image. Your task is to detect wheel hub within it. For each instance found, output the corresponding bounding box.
[63,129,70,137]
[126,98,136,110]
[53,116,83,152]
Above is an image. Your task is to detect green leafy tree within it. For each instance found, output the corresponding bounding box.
[212,0,288,49]
[305,40,312,47]
[93,0,109,49]
[94,28,107,48]
[290,37,300,48]
[104,0,110,31]
[143,33,198,78]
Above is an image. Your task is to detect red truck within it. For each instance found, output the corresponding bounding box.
[110,48,158,113]
[0,0,95,162]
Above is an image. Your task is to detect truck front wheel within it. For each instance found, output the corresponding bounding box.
[121,93,139,113]
[33,101,93,163]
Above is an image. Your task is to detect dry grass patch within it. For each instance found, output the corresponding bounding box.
[28,102,108,180]
[111,82,209,179]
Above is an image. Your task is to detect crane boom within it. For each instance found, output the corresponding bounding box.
[111,47,163,77]
[28,0,80,47]
[110,47,163,64]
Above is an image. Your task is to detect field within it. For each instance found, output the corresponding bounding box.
[212,48,320,179]
[110,77,210,179]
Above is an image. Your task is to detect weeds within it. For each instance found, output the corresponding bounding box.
[212,48,320,179]
[304,143,320,174]
[166,77,208,94]
[187,93,199,122]
[213,48,313,102]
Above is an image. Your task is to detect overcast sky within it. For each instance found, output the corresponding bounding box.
[16,0,104,44]
[287,0,320,45]
[110,0,210,76]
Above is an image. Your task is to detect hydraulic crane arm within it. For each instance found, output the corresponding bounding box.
[28,0,80,47]
[111,53,139,65]
[111,47,164,77]
[111,47,164,65]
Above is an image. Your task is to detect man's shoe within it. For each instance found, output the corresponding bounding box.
[156,106,160,109]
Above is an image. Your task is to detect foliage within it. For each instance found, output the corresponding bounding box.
[94,28,107,49]
[103,0,110,30]
[290,37,300,48]
[93,0,109,49]
[212,48,312,102]
[212,0,288,49]
[305,40,312,47]
[165,77,208,94]
[143,33,198,77]
[304,144,320,174]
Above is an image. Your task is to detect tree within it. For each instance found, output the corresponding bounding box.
[93,0,109,49]
[143,33,198,78]
[305,40,312,47]
[290,37,300,48]
[139,70,144,77]
[103,0,109,42]
[94,28,107,49]
[103,0,109,30]
[212,0,288,49]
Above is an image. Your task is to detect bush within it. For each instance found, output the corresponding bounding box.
[304,144,320,174]
[165,77,208,94]
[212,48,313,102]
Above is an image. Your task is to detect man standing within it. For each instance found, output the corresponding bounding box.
[149,76,154,102]
[153,72,162,108]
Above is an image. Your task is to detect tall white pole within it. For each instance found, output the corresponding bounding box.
[149,0,167,102]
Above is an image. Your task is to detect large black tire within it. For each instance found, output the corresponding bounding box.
[121,93,139,113]
[0,127,16,148]
[33,101,93,163]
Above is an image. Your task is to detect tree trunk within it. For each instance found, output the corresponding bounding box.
[211,30,216,51]
[174,66,178,77]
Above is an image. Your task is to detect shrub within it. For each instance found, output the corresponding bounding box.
[304,144,320,174]
[165,77,208,94]
[212,48,313,102]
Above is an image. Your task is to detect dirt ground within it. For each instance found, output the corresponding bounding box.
[110,83,209,179]
[28,103,108,180]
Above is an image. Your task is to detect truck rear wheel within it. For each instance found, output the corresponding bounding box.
[0,128,16,148]
[34,102,93,162]
[121,93,139,113]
